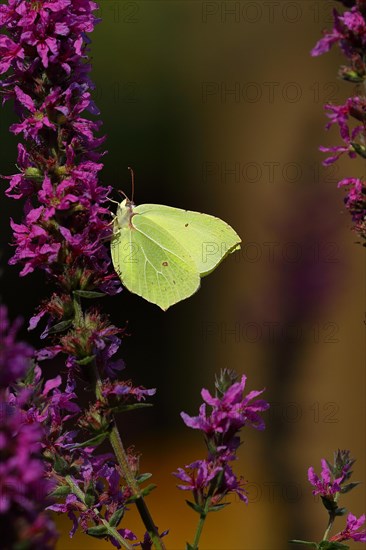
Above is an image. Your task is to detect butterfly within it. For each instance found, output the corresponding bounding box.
[110,170,241,310]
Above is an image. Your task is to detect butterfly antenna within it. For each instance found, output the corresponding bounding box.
[117,189,129,200]
[128,166,135,203]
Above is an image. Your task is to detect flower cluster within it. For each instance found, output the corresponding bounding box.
[291,450,365,548]
[0,306,57,549]
[48,452,137,546]
[308,449,355,502]
[174,370,269,511]
[9,351,152,548]
[330,513,366,543]
[0,0,120,294]
[0,0,159,544]
[312,1,366,243]
[0,0,264,548]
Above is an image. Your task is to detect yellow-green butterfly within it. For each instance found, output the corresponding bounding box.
[111,171,241,310]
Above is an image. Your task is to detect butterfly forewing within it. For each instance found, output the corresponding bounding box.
[111,215,200,310]
[134,204,241,276]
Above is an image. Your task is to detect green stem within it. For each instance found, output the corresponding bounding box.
[71,295,165,549]
[191,499,211,550]
[191,513,207,550]
[65,475,133,550]
[109,423,140,494]
[92,355,165,549]
[323,512,336,541]
[323,493,339,541]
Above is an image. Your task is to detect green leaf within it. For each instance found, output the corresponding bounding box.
[318,541,349,550]
[186,544,195,550]
[23,363,37,385]
[140,483,157,498]
[126,484,157,503]
[76,355,96,366]
[341,71,365,83]
[85,481,95,508]
[70,432,108,449]
[50,485,71,498]
[47,319,73,335]
[109,507,124,528]
[351,142,366,159]
[334,507,347,517]
[73,290,106,299]
[321,496,338,512]
[136,472,153,484]
[186,500,204,514]
[340,481,360,494]
[208,503,229,512]
[289,541,318,548]
[53,455,70,476]
[86,525,109,538]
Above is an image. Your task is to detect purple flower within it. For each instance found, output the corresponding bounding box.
[138,529,169,550]
[311,10,343,56]
[311,7,366,58]
[174,460,247,505]
[312,3,366,242]
[308,458,345,498]
[0,305,34,387]
[48,453,135,544]
[10,86,56,141]
[175,371,267,515]
[319,99,363,165]
[0,0,120,296]
[0,36,24,73]
[101,379,156,401]
[174,459,223,494]
[330,513,366,543]
[338,177,366,228]
[9,213,62,276]
[340,9,366,35]
[181,374,269,445]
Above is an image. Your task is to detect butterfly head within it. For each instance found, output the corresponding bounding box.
[115,198,135,230]
[113,168,137,231]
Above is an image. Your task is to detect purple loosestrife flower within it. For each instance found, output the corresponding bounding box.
[291,450,364,547]
[312,3,366,243]
[101,379,156,401]
[48,453,137,545]
[312,6,366,58]
[180,372,269,452]
[174,370,269,513]
[0,0,121,297]
[330,513,366,543]
[1,0,164,546]
[36,309,127,379]
[338,178,366,237]
[308,459,345,498]
[308,450,360,519]
[15,364,140,548]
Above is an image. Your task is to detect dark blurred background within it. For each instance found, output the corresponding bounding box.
[0,1,365,548]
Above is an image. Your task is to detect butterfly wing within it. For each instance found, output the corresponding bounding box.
[111,215,200,310]
[134,204,241,276]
